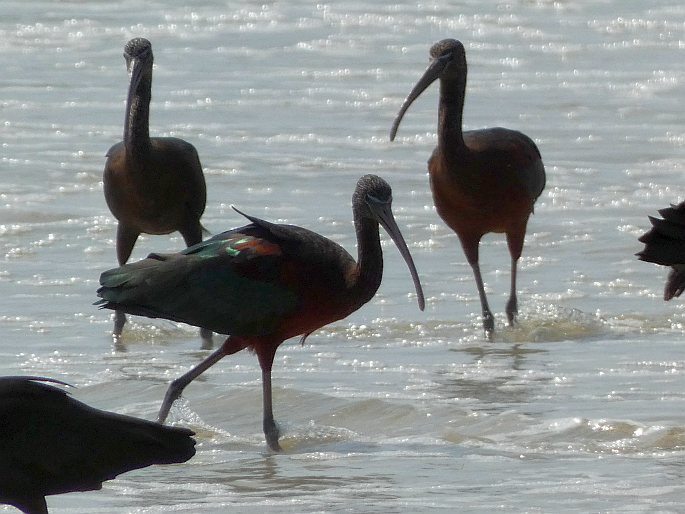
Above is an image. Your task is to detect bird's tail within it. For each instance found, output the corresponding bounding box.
[95,253,185,317]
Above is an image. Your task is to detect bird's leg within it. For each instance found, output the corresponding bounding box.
[506,257,519,326]
[157,343,229,424]
[470,261,495,338]
[257,345,281,452]
[113,310,127,337]
[505,230,525,327]
[462,240,494,338]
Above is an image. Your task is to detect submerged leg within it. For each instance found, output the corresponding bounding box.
[256,344,281,452]
[157,337,245,423]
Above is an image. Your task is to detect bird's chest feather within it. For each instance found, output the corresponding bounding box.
[273,253,359,339]
[428,150,534,235]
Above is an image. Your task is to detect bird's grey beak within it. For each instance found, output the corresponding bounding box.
[389,54,450,141]
[369,198,425,311]
[126,56,143,90]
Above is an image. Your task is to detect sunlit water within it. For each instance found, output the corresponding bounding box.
[1,0,684,512]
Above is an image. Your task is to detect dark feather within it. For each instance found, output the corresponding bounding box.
[97,220,356,336]
[637,202,685,266]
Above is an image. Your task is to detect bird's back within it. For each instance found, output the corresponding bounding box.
[462,127,546,202]
[97,217,358,337]
[0,377,195,506]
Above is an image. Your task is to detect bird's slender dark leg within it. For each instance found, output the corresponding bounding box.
[462,240,494,338]
[505,230,525,327]
[113,310,127,337]
[157,345,227,424]
[470,261,494,338]
[506,257,519,326]
[257,345,281,452]
[113,224,140,337]
[180,224,213,347]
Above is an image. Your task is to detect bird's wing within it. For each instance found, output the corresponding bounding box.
[97,225,301,335]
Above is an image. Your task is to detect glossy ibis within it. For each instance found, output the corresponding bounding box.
[103,37,209,341]
[637,201,685,300]
[390,39,546,336]
[97,174,425,451]
[0,376,195,514]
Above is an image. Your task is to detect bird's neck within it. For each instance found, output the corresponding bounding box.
[352,216,384,306]
[124,73,152,158]
[437,75,467,157]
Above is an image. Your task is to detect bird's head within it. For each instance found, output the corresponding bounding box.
[390,38,467,141]
[124,37,153,83]
[354,175,425,311]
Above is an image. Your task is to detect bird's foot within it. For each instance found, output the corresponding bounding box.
[264,418,282,452]
[157,378,186,424]
[506,297,518,327]
[482,311,495,340]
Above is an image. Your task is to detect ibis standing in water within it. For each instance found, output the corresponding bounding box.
[0,376,195,514]
[97,175,425,452]
[637,201,685,300]
[103,37,209,341]
[390,39,546,337]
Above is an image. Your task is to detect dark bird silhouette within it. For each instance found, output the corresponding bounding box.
[103,37,209,341]
[96,174,425,451]
[390,39,546,337]
[0,376,195,514]
[637,201,685,300]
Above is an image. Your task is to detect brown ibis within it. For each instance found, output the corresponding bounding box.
[390,39,546,336]
[103,37,209,341]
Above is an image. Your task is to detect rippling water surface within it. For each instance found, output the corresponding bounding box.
[1,1,684,512]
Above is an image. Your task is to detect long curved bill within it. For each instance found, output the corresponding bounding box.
[389,54,450,142]
[371,200,425,311]
[126,56,145,93]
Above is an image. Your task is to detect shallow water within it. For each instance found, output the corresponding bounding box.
[1,0,684,512]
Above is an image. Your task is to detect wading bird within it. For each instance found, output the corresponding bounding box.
[103,37,209,341]
[637,201,685,300]
[0,376,195,514]
[390,39,546,337]
[97,174,425,451]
